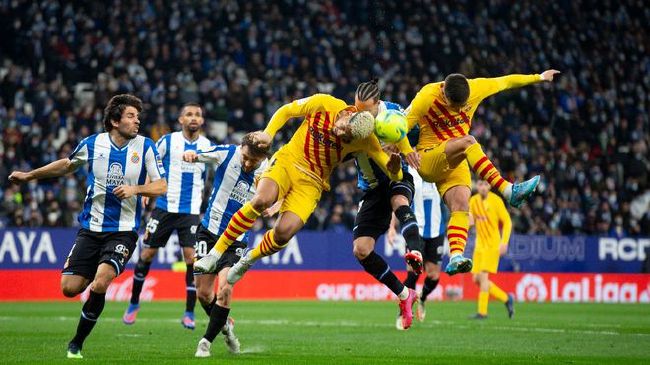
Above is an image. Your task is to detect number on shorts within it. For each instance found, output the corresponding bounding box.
[146,218,159,233]
[195,240,208,257]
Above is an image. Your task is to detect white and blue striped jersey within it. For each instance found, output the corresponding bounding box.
[355,100,409,191]
[409,166,445,239]
[155,132,213,215]
[69,133,165,232]
[197,144,268,242]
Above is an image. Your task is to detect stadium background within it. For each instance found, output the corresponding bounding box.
[0,0,649,303]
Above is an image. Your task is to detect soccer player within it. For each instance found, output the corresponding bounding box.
[182,134,268,357]
[389,166,446,323]
[403,70,560,275]
[123,103,213,329]
[195,95,406,294]
[352,79,424,329]
[468,179,514,319]
[8,94,167,359]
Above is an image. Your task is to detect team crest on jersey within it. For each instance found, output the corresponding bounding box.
[106,162,125,187]
[131,152,140,164]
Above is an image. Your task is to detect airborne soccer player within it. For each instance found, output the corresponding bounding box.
[8,94,167,359]
[403,70,560,275]
[123,103,213,330]
[469,179,514,319]
[195,94,406,291]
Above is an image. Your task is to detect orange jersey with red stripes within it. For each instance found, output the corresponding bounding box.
[264,94,401,190]
[406,74,541,149]
[469,192,512,248]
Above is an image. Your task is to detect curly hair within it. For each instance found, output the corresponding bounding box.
[103,94,143,131]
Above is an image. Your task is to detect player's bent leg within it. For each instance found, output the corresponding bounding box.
[443,186,473,275]
[196,274,217,316]
[124,249,156,325]
[217,270,240,354]
[61,275,90,298]
[417,262,441,322]
[197,269,240,357]
[391,196,424,273]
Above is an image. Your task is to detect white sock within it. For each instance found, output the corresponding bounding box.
[207,247,222,258]
[450,252,461,259]
[398,286,410,300]
[502,184,513,200]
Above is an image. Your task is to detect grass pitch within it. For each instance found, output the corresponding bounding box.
[1,300,649,364]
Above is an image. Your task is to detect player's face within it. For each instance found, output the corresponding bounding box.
[333,110,354,143]
[240,145,265,173]
[355,95,380,117]
[477,180,490,197]
[179,106,204,133]
[114,106,140,139]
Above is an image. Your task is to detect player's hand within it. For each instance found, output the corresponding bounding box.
[8,171,31,184]
[262,201,282,218]
[113,185,138,199]
[386,153,401,175]
[404,151,421,170]
[386,226,398,246]
[251,131,272,150]
[183,150,198,162]
[141,196,150,208]
[382,143,399,154]
[499,244,508,256]
[540,69,560,82]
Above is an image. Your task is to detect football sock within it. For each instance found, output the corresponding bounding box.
[465,143,512,198]
[250,230,287,260]
[489,281,509,302]
[395,205,424,253]
[204,304,230,343]
[403,271,419,290]
[213,202,260,255]
[200,295,217,316]
[421,277,439,302]
[358,251,406,297]
[478,291,489,316]
[130,259,152,305]
[185,264,196,313]
[71,290,105,348]
[447,212,469,256]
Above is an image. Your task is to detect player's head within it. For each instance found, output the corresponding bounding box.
[333,110,375,143]
[355,78,381,117]
[240,132,268,173]
[179,102,204,133]
[443,73,470,110]
[476,179,490,198]
[103,94,143,139]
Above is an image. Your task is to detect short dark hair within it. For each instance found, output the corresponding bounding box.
[443,74,470,107]
[241,132,271,158]
[356,78,380,102]
[103,94,143,131]
[180,102,202,116]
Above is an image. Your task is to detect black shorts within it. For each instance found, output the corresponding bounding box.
[423,235,444,265]
[194,224,247,274]
[142,208,199,248]
[353,171,415,240]
[62,229,138,279]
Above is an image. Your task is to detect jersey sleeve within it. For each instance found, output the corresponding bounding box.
[68,137,90,168]
[264,94,329,138]
[363,135,403,181]
[405,85,432,131]
[155,134,169,160]
[144,139,165,181]
[469,74,542,101]
[496,197,512,245]
[196,144,234,164]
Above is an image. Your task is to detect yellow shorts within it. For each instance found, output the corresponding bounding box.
[417,140,471,197]
[261,152,323,223]
[471,247,500,274]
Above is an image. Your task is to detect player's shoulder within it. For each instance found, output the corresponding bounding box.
[137,135,157,149]
[300,93,346,110]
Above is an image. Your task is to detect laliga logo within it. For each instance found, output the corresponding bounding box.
[516,274,548,302]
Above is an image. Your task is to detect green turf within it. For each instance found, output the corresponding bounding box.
[1,300,649,364]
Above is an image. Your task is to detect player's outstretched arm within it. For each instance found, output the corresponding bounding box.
[366,136,403,181]
[475,69,560,98]
[261,95,325,147]
[8,158,76,184]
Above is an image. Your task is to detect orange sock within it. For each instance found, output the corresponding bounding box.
[214,202,260,254]
[249,230,287,260]
[447,211,469,256]
[465,143,512,197]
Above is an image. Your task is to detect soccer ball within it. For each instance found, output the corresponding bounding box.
[374,110,408,143]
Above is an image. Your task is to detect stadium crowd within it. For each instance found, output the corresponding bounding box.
[0,0,648,236]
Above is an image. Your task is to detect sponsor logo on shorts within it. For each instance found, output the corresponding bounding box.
[114,244,130,259]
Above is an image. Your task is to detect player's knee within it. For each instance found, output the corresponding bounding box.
[273,226,294,245]
[61,282,82,298]
[446,190,470,212]
[140,249,157,262]
[251,194,273,212]
[353,244,372,260]
[460,135,477,148]
[197,288,213,305]
[428,271,440,281]
[217,285,233,305]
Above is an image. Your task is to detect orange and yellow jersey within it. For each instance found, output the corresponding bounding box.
[469,192,512,249]
[264,94,403,190]
[406,74,542,150]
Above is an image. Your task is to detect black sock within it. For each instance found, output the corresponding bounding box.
[200,295,217,316]
[130,259,152,305]
[395,206,423,253]
[203,304,230,343]
[358,251,405,296]
[71,290,106,348]
[403,271,419,290]
[185,264,196,313]
[421,278,439,302]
